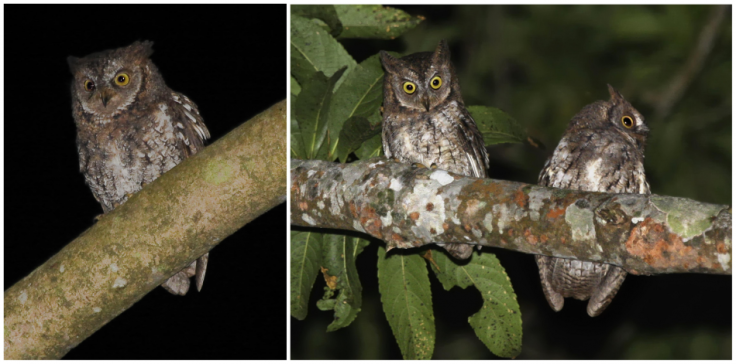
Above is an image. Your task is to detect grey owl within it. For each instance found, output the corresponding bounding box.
[380,40,489,260]
[68,41,211,296]
[536,85,650,317]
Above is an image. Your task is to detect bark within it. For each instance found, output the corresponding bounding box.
[4,100,287,359]
[291,158,731,276]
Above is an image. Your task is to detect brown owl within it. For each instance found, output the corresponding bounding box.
[68,40,211,296]
[380,40,489,260]
[536,85,650,317]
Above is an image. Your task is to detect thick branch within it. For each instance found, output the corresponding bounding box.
[4,100,287,359]
[291,158,731,276]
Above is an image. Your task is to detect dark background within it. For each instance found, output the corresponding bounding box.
[5,5,286,359]
[291,5,732,359]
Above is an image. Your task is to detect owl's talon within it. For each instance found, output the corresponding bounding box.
[430,163,439,169]
[411,162,428,169]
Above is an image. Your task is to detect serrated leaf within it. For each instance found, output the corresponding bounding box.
[377,247,435,359]
[430,250,522,358]
[327,54,385,160]
[335,5,423,39]
[467,105,527,145]
[291,15,357,89]
[336,116,382,163]
[355,133,383,160]
[295,68,346,160]
[317,234,369,332]
[290,231,323,320]
[291,76,301,96]
[291,5,343,37]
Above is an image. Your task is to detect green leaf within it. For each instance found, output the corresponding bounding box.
[355,133,383,160]
[290,94,305,159]
[430,250,522,358]
[291,15,357,89]
[467,105,527,145]
[335,5,423,39]
[291,5,343,37]
[327,54,385,160]
[336,116,382,163]
[295,67,346,160]
[290,231,323,320]
[317,234,370,332]
[377,247,435,359]
[291,76,301,96]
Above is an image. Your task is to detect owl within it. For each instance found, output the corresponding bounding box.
[536,85,650,317]
[68,41,211,296]
[380,40,489,260]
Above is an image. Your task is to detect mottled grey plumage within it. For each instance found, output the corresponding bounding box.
[68,41,211,296]
[380,40,489,260]
[536,85,650,316]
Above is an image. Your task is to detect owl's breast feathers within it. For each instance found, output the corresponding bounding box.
[382,101,488,178]
[76,91,210,212]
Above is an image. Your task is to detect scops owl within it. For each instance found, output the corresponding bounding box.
[68,41,211,296]
[536,85,650,317]
[380,40,489,260]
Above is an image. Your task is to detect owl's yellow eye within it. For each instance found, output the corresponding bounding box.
[403,82,417,94]
[430,76,442,89]
[83,80,95,92]
[114,73,130,86]
[621,116,634,128]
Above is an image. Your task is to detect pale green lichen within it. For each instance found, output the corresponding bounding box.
[203,159,235,185]
[528,187,552,221]
[482,213,494,234]
[565,201,596,242]
[651,196,723,241]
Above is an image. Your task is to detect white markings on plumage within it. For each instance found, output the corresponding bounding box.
[585,158,603,188]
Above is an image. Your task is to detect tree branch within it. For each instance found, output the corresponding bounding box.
[291,158,731,276]
[4,100,287,359]
[652,5,728,120]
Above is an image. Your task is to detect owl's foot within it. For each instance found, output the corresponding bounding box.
[430,163,439,169]
[411,162,428,169]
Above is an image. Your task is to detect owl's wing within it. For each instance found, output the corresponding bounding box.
[459,109,489,178]
[170,91,211,157]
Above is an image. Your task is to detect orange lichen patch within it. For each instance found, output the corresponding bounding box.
[547,208,566,219]
[717,243,727,254]
[409,212,420,221]
[524,229,538,245]
[508,228,514,236]
[359,205,383,239]
[540,234,549,243]
[426,202,434,211]
[625,218,704,270]
[321,267,337,290]
[391,233,405,243]
[560,237,566,244]
[464,224,472,232]
[430,228,437,234]
[299,201,308,210]
[500,238,508,245]
[514,189,527,208]
[348,202,358,217]
[443,223,450,230]
[291,181,300,193]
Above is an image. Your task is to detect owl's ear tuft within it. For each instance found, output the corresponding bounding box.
[67,56,80,72]
[432,39,451,65]
[379,50,400,75]
[607,84,625,103]
[129,40,154,59]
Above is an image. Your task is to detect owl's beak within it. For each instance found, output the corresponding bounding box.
[99,88,114,108]
[421,95,430,111]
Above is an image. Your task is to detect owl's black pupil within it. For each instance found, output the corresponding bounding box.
[407,84,413,90]
[118,76,126,82]
[624,118,632,126]
[433,79,439,85]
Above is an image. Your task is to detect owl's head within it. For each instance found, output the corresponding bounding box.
[68,41,164,119]
[575,85,649,148]
[380,40,461,112]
